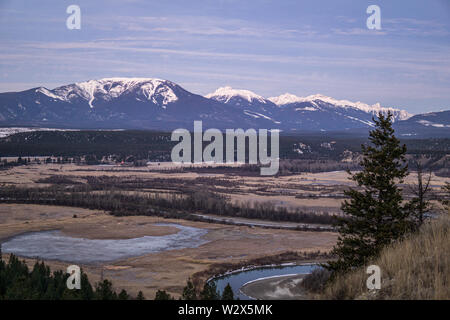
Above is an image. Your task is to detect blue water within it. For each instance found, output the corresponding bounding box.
[213,264,319,300]
[2,223,208,264]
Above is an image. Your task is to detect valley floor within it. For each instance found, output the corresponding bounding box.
[0,203,336,298]
[0,163,447,299]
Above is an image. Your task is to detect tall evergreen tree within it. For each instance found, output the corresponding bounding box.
[136,291,145,300]
[154,289,173,300]
[200,282,220,300]
[181,279,197,300]
[327,112,413,273]
[118,289,130,300]
[221,283,234,300]
[94,279,117,300]
[0,254,135,300]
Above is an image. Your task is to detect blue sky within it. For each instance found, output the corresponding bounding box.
[0,0,449,114]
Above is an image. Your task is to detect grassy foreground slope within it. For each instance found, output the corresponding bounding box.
[319,211,449,300]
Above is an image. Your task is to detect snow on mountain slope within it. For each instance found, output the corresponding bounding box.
[36,78,178,108]
[417,120,450,128]
[1,78,443,135]
[205,86,412,129]
[399,111,450,128]
[268,93,412,121]
[205,86,281,124]
[393,110,450,137]
[205,86,268,104]
[35,87,66,101]
[268,93,304,106]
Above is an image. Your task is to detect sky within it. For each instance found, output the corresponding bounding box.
[0,0,449,114]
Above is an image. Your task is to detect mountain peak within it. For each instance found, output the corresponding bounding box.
[205,86,267,104]
[76,77,169,86]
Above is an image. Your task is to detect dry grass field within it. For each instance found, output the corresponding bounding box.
[2,163,447,214]
[317,211,450,300]
[0,163,447,299]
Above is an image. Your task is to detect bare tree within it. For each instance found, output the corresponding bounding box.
[409,162,432,228]
[440,182,450,210]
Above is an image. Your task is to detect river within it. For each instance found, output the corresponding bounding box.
[212,263,319,300]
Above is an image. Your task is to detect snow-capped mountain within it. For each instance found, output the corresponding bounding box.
[206,86,272,106]
[0,78,446,136]
[0,78,251,130]
[206,86,280,124]
[268,93,412,121]
[204,88,413,131]
[37,78,179,109]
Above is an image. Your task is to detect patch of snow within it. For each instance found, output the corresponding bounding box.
[320,142,334,150]
[295,107,316,111]
[293,142,311,154]
[243,110,281,124]
[0,127,79,138]
[35,87,66,101]
[344,115,375,127]
[75,80,98,108]
[140,81,177,105]
[417,120,450,128]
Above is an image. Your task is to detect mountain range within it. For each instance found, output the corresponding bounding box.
[0,78,448,137]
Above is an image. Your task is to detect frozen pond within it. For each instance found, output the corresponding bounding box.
[1,223,208,264]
